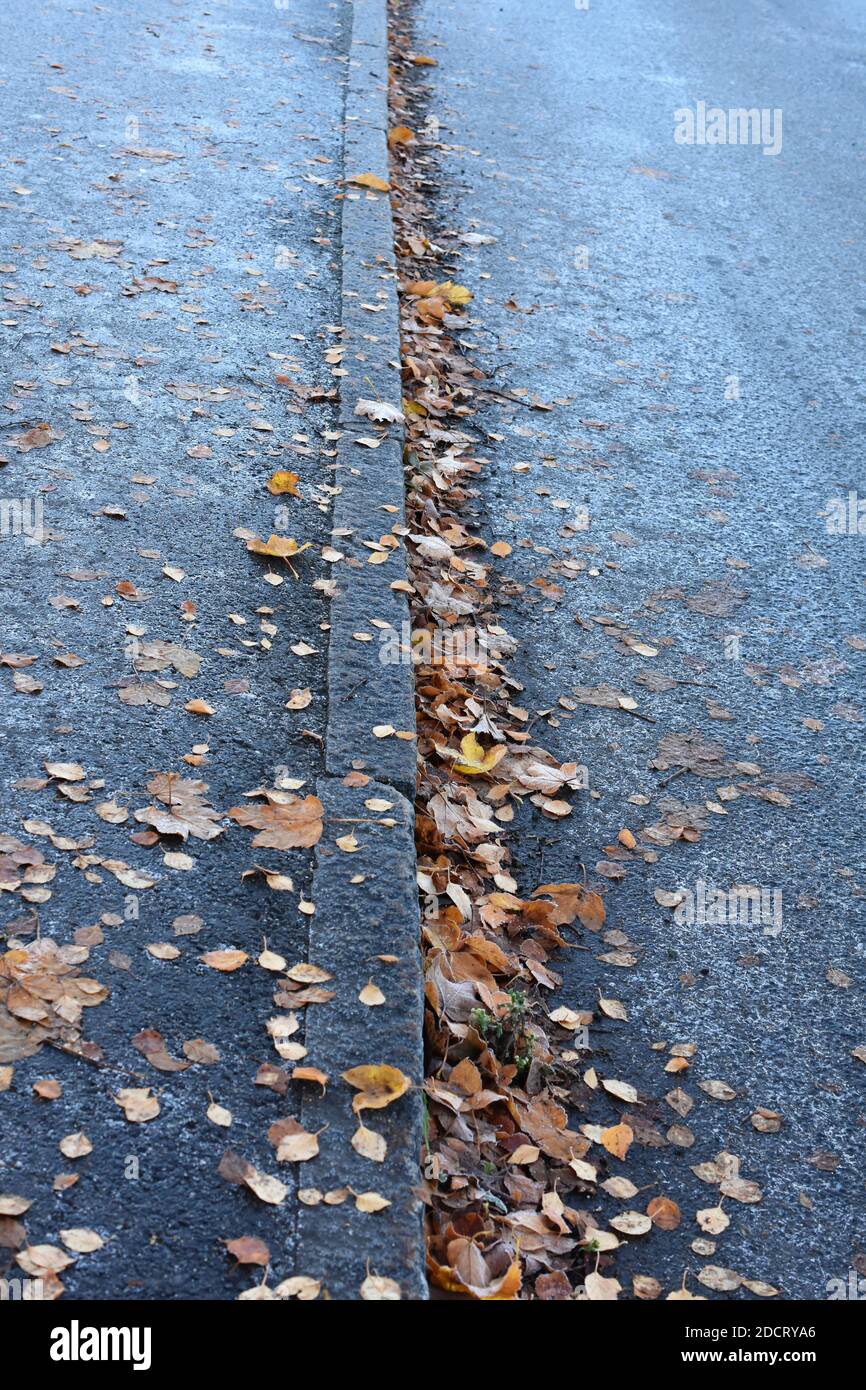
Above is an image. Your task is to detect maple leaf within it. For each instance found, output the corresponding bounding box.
[227,794,323,849]
[244,534,310,562]
[265,471,300,496]
[134,775,224,841]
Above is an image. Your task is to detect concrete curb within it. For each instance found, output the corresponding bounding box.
[299,776,425,1300]
[326,0,416,800]
[294,0,427,1300]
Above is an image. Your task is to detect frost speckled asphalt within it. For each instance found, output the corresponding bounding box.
[0,0,346,1298]
[409,0,865,1298]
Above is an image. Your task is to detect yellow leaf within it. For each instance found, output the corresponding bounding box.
[439,280,473,306]
[341,1064,411,1114]
[387,126,414,147]
[347,172,390,192]
[266,470,300,496]
[452,733,507,776]
[245,534,311,561]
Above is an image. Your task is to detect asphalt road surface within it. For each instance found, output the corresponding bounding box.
[409,0,865,1299]
[0,0,344,1299]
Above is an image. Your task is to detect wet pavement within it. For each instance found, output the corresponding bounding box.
[0,0,347,1299]
[406,0,865,1299]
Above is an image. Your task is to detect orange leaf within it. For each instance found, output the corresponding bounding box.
[601,1122,633,1159]
[647,1196,682,1230]
[200,950,248,973]
[266,471,300,497]
[347,172,390,192]
[532,882,606,930]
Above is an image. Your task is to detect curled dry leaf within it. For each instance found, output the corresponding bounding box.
[698,1078,737,1101]
[698,1265,742,1292]
[291,1066,328,1092]
[17,1245,75,1276]
[342,1064,411,1114]
[347,172,390,192]
[217,1150,287,1205]
[697,1206,730,1235]
[224,1236,270,1267]
[633,1275,664,1300]
[274,1276,321,1300]
[647,1196,682,1231]
[114,1088,160,1123]
[358,980,385,1007]
[285,962,331,984]
[354,398,404,424]
[183,1038,220,1064]
[276,1128,320,1163]
[33,1078,62,1100]
[355,1192,391,1213]
[584,1271,622,1301]
[0,1194,32,1216]
[609,1211,652,1237]
[602,1078,640,1105]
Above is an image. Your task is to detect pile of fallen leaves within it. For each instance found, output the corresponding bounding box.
[388,20,627,1301]
[0,931,108,1067]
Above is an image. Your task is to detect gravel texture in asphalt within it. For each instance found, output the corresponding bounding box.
[0,0,347,1299]
[406,0,865,1299]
